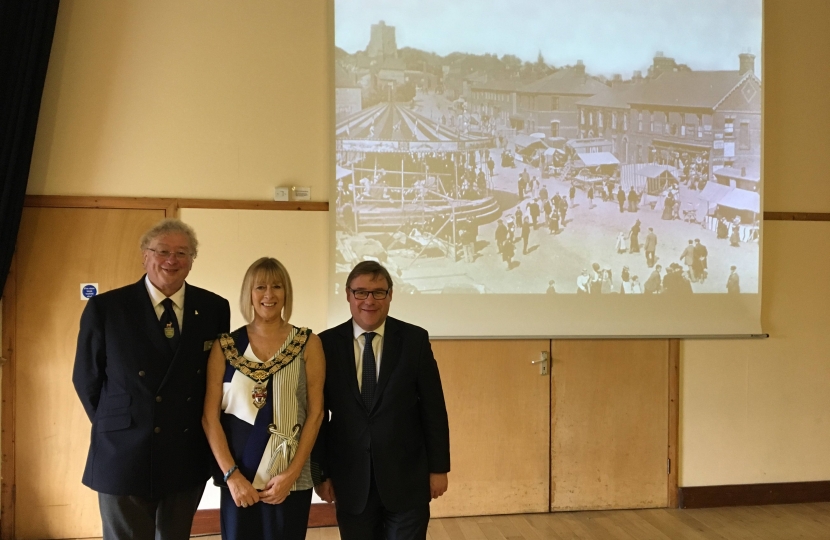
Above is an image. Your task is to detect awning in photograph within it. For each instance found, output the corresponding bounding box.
[698,182,734,204]
[652,139,712,151]
[572,174,606,185]
[576,152,619,167]
[713,166,761,182]
[336,165,353,180]
[543,147,565,156]
[514,134,548,153]
[546,137,567,149]
[717,188,760,213]
[567,138,612,151]
[636,164,679,180]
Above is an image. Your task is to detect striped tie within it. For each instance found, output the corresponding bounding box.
[361,332,377,410]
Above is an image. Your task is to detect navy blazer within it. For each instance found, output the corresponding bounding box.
[312,317,450,514]
[73,277,230,497]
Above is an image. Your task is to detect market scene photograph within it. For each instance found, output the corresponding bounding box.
[333,0,762,294]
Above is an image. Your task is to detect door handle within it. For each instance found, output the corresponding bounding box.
[531,352,549,375]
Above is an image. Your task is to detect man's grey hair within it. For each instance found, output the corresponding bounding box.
[139,218,199,258]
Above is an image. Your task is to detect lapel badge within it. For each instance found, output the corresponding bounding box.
[194,310,199,315]
[164,322,175,339]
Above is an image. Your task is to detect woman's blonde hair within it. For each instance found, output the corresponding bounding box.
[239,257,293,323]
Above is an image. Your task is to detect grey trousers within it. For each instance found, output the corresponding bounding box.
[98,484,204,540]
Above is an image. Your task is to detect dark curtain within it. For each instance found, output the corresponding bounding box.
[0,0,60,294]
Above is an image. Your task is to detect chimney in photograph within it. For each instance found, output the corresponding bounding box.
[651,51,678,77]
[575,59,585,75]
[632,70,643,81]
[741,167,747,178]
[739,52,755,76]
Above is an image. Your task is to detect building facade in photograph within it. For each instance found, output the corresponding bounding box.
[577,53,761,177]
[335,63,363,121]
[469,61,609,139]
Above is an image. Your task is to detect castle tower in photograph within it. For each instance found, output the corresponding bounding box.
[367,20,398,59]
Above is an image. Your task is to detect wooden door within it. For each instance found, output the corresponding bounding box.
[12,207,165,539]
[429,340,551,517]
[550,340,669,511]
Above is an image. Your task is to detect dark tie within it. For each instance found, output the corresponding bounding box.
[160,298,181,351]
[361,332,377,410]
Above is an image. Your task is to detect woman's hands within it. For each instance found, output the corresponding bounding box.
[228,469,298,507]
[227,470,260,508]
[259,471,296,505]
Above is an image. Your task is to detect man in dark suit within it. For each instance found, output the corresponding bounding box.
[312,261,450,540]
[73,218,230,540]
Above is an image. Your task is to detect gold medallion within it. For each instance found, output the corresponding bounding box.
[251,382,267,409]
[164,323,175,339]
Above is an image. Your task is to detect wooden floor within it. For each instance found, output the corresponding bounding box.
[182,502,830,540]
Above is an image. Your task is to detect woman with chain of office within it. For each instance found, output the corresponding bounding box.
[202,257,325,540]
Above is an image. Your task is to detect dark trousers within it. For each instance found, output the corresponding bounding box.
[98,484,204,540]
[220,487,312,540]
[336,474,429,540]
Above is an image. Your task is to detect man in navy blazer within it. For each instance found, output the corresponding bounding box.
[312,261,450,540]
[73,219,229,540]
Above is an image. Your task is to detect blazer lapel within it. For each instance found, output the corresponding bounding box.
[372,317,402,412]
[130,278,175,363]
[335,321,363,407]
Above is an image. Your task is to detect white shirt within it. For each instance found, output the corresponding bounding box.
[352,319,385,391]
[144,276,185,331]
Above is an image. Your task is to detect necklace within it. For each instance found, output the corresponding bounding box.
[218,327,310,409]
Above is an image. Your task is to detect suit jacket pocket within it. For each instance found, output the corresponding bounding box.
[105,392,131,409]
[97,413,131,432]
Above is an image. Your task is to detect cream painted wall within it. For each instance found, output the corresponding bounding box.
[679,222,830,486]
[28,0,331,201]
[678,0,830,487]
[763,0,830,212]
[22,0,830,490]
[27,1,830,211]
[180,209,329,338]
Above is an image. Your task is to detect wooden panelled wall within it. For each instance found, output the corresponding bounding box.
[2,195,826,539]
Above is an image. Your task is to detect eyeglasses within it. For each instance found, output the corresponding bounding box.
[146,248,192,261]
[348,288,390,300]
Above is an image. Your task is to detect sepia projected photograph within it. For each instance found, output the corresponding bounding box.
[333,0,762,295]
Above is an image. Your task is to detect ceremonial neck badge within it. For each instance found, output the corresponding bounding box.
[218,327,310,409]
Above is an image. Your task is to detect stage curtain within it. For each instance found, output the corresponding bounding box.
[0,0,60,293]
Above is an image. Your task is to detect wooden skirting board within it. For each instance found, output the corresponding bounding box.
[190,509,219,536]
[764,212,830,221]
[192,480,830,535]
[679,481,830,509]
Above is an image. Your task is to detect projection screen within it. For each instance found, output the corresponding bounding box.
[329,0,763,337]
